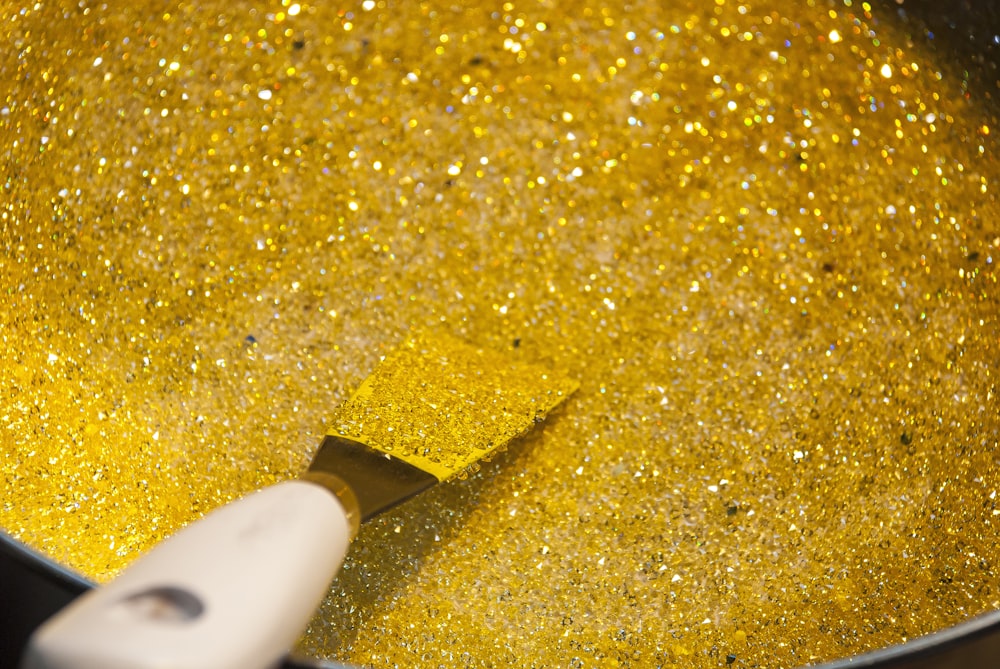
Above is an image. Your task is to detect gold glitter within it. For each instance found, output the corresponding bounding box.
[333,333,577,481]
[2,0,1000,667]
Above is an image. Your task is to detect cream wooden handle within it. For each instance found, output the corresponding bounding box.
[23,480,353,669]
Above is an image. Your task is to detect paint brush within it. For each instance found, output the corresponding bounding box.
[23,332,577,669]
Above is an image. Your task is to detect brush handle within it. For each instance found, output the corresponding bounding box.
[22,480,354,669]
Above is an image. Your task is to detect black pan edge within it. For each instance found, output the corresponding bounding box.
[5,530,1000,669]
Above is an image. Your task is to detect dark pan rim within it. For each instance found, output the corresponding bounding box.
[5,529,1000,668]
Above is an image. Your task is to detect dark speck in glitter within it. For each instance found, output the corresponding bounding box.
[968,251,980,262]
[245,335,257,344]
[292,39,305,50]
[821,262,834,273]
[726,503,739,516]
[469,55,484,65]
[900,432,913,446]
[513,338,521,348]
[726,654,737,665]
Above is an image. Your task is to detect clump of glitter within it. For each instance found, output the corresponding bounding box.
[332,332,578,480]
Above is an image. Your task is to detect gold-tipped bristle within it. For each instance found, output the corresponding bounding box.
[330,333,577,481]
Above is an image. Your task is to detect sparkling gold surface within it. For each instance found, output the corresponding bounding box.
[333,332,577,481]
[2,0,999,667]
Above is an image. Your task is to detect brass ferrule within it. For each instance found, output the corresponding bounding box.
[301,471,362,539]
